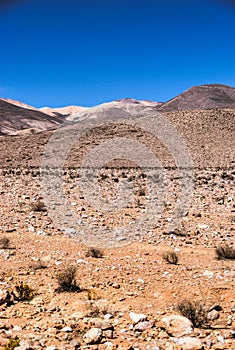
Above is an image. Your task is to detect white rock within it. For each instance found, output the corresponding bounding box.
[129,312,147,324]
[207,309,219,321]
[203,270,214,278]
[217,335,224,343]
[161,315,193,337]
[60,326,73,332]
[83,327,102,344]
[177,337,202,350]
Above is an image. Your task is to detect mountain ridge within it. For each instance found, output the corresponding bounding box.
[1,83,235,135]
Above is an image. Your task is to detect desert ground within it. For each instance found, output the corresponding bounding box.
[0,103,235,350]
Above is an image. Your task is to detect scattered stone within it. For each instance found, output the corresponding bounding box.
[0,289,11,305]
[60,326,73,332]
[129,312,147,324]
[207,309,219,321]
[83,327,103,344]
[161,315,193,337]
[176,337,203,350]
[134,320,154,331]
[94,320,113,330]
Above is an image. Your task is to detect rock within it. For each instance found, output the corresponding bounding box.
[0,289,11,305]
[177,337,203,349]
[129,312,147,324]
[64,228,76,235]
[203,270,214,278]
[70,311,86,320]
[94,320,113,330]
[83,327,103,344]
[134,320,154,331]
[60,326,73,332]
[103,329,113,339]
[209,304,223,312]
[69,339,80,349]
[207,309,219,321]
[161,315,193,337]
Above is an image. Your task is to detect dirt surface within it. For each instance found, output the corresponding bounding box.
[0,108,235,349]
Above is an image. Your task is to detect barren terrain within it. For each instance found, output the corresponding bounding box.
[0,103,235,349]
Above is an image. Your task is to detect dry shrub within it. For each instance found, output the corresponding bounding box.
[162,251,178,265]
[11,283,35,302]
[85,247,104,258]
[30,258,47,272]
[31,199,46,212]
[3,337,20,350]
[56,266,81,292]
[0,237,10,249]
[215,244,235,260]
[177,299,209,328]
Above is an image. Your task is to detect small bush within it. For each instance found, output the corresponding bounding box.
[215,244,235,260]
[30,259,47,272]
[85,303,109,318]
[0,237,10,249]
[87,288,97,300]
[56,266,81,292]
[11,283,35,302]
[85,247,104,258]
[177,299,209,328]
[3,337,20,350]
[31,199,46,212]
[163,251,178,265]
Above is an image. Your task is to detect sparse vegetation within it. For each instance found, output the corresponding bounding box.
[30,258,47,271]
[85,303,109,318]
[11,283,35,302]
[215,244,235,260]
[31,199,47,212]
[0,236,10,249]
[87,288,97,300]
[3,337,20,350]
[162,250,178,265]
[85,247,104,258]
[177,299,209,328]
[56,265,81,292]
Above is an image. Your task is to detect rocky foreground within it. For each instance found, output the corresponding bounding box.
[0,105,235,349]
[0,165,235,349]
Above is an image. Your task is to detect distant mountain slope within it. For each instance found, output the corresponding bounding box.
[0,99,64,136]
[158,84,235,111]
[70,98,162,122]
[39,105,87,117]
[1,98,38,111]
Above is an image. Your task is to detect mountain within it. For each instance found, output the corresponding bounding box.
[0,99,64,136]
[1,98,38,111]
[158,84,235,111]
[1,83,235,136]
[70,98,162,122]
[39,105,87,117]
[1,98,86,118]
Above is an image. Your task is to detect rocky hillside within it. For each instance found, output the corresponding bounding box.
[158,84,235,111]
[0,99,64,136]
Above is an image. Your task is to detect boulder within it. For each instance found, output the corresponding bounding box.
[129,312,147,324]
[83,327,102,344]
[161,315,193,337]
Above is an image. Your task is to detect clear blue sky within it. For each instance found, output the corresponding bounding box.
[0,0,235,107]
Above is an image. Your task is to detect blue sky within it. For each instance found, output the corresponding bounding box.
[0,0,235,107]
